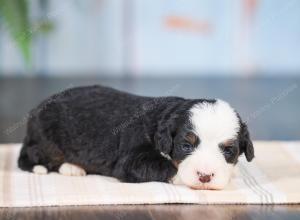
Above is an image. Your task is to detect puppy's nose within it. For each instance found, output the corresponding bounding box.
[197,172,214,183]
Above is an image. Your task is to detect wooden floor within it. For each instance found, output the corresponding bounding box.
[1,205,300,220]
[1,76,300,219]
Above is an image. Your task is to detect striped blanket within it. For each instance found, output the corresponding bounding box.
[0,141,300,207]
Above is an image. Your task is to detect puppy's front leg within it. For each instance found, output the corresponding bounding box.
[119,148,177,183]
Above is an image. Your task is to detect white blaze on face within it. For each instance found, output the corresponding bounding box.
[174,100,240,190]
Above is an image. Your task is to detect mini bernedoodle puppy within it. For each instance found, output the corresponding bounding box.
[18,85,254,190]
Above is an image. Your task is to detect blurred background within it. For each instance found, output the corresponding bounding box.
[0,0,299,142]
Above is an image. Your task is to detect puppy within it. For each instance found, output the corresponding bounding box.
[18,85,254,190]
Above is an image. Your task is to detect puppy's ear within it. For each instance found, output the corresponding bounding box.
[154,115,177,155]
[239,122,254,162]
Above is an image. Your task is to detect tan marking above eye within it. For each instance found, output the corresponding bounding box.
[185,132,197,145]
[222,139,235,147]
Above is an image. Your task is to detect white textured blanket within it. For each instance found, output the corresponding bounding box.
[0,141,300,207]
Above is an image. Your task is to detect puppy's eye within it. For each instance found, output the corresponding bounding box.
[181,143,193,152]
[223,146,234,156]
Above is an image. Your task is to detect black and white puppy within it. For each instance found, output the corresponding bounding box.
[18,85,254,190]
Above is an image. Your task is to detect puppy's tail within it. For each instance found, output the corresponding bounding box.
[18,137,35,172]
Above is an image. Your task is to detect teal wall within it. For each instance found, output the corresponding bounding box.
[0,0,299,76]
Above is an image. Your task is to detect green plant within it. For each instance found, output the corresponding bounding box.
[0,0,54,66]
[0,0,31,64]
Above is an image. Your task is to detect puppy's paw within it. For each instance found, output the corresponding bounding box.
[59,163,86,176]
[32,165,48,175]
[169,174,184,185]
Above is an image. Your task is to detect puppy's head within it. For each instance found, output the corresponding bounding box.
[155,99,254,190]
